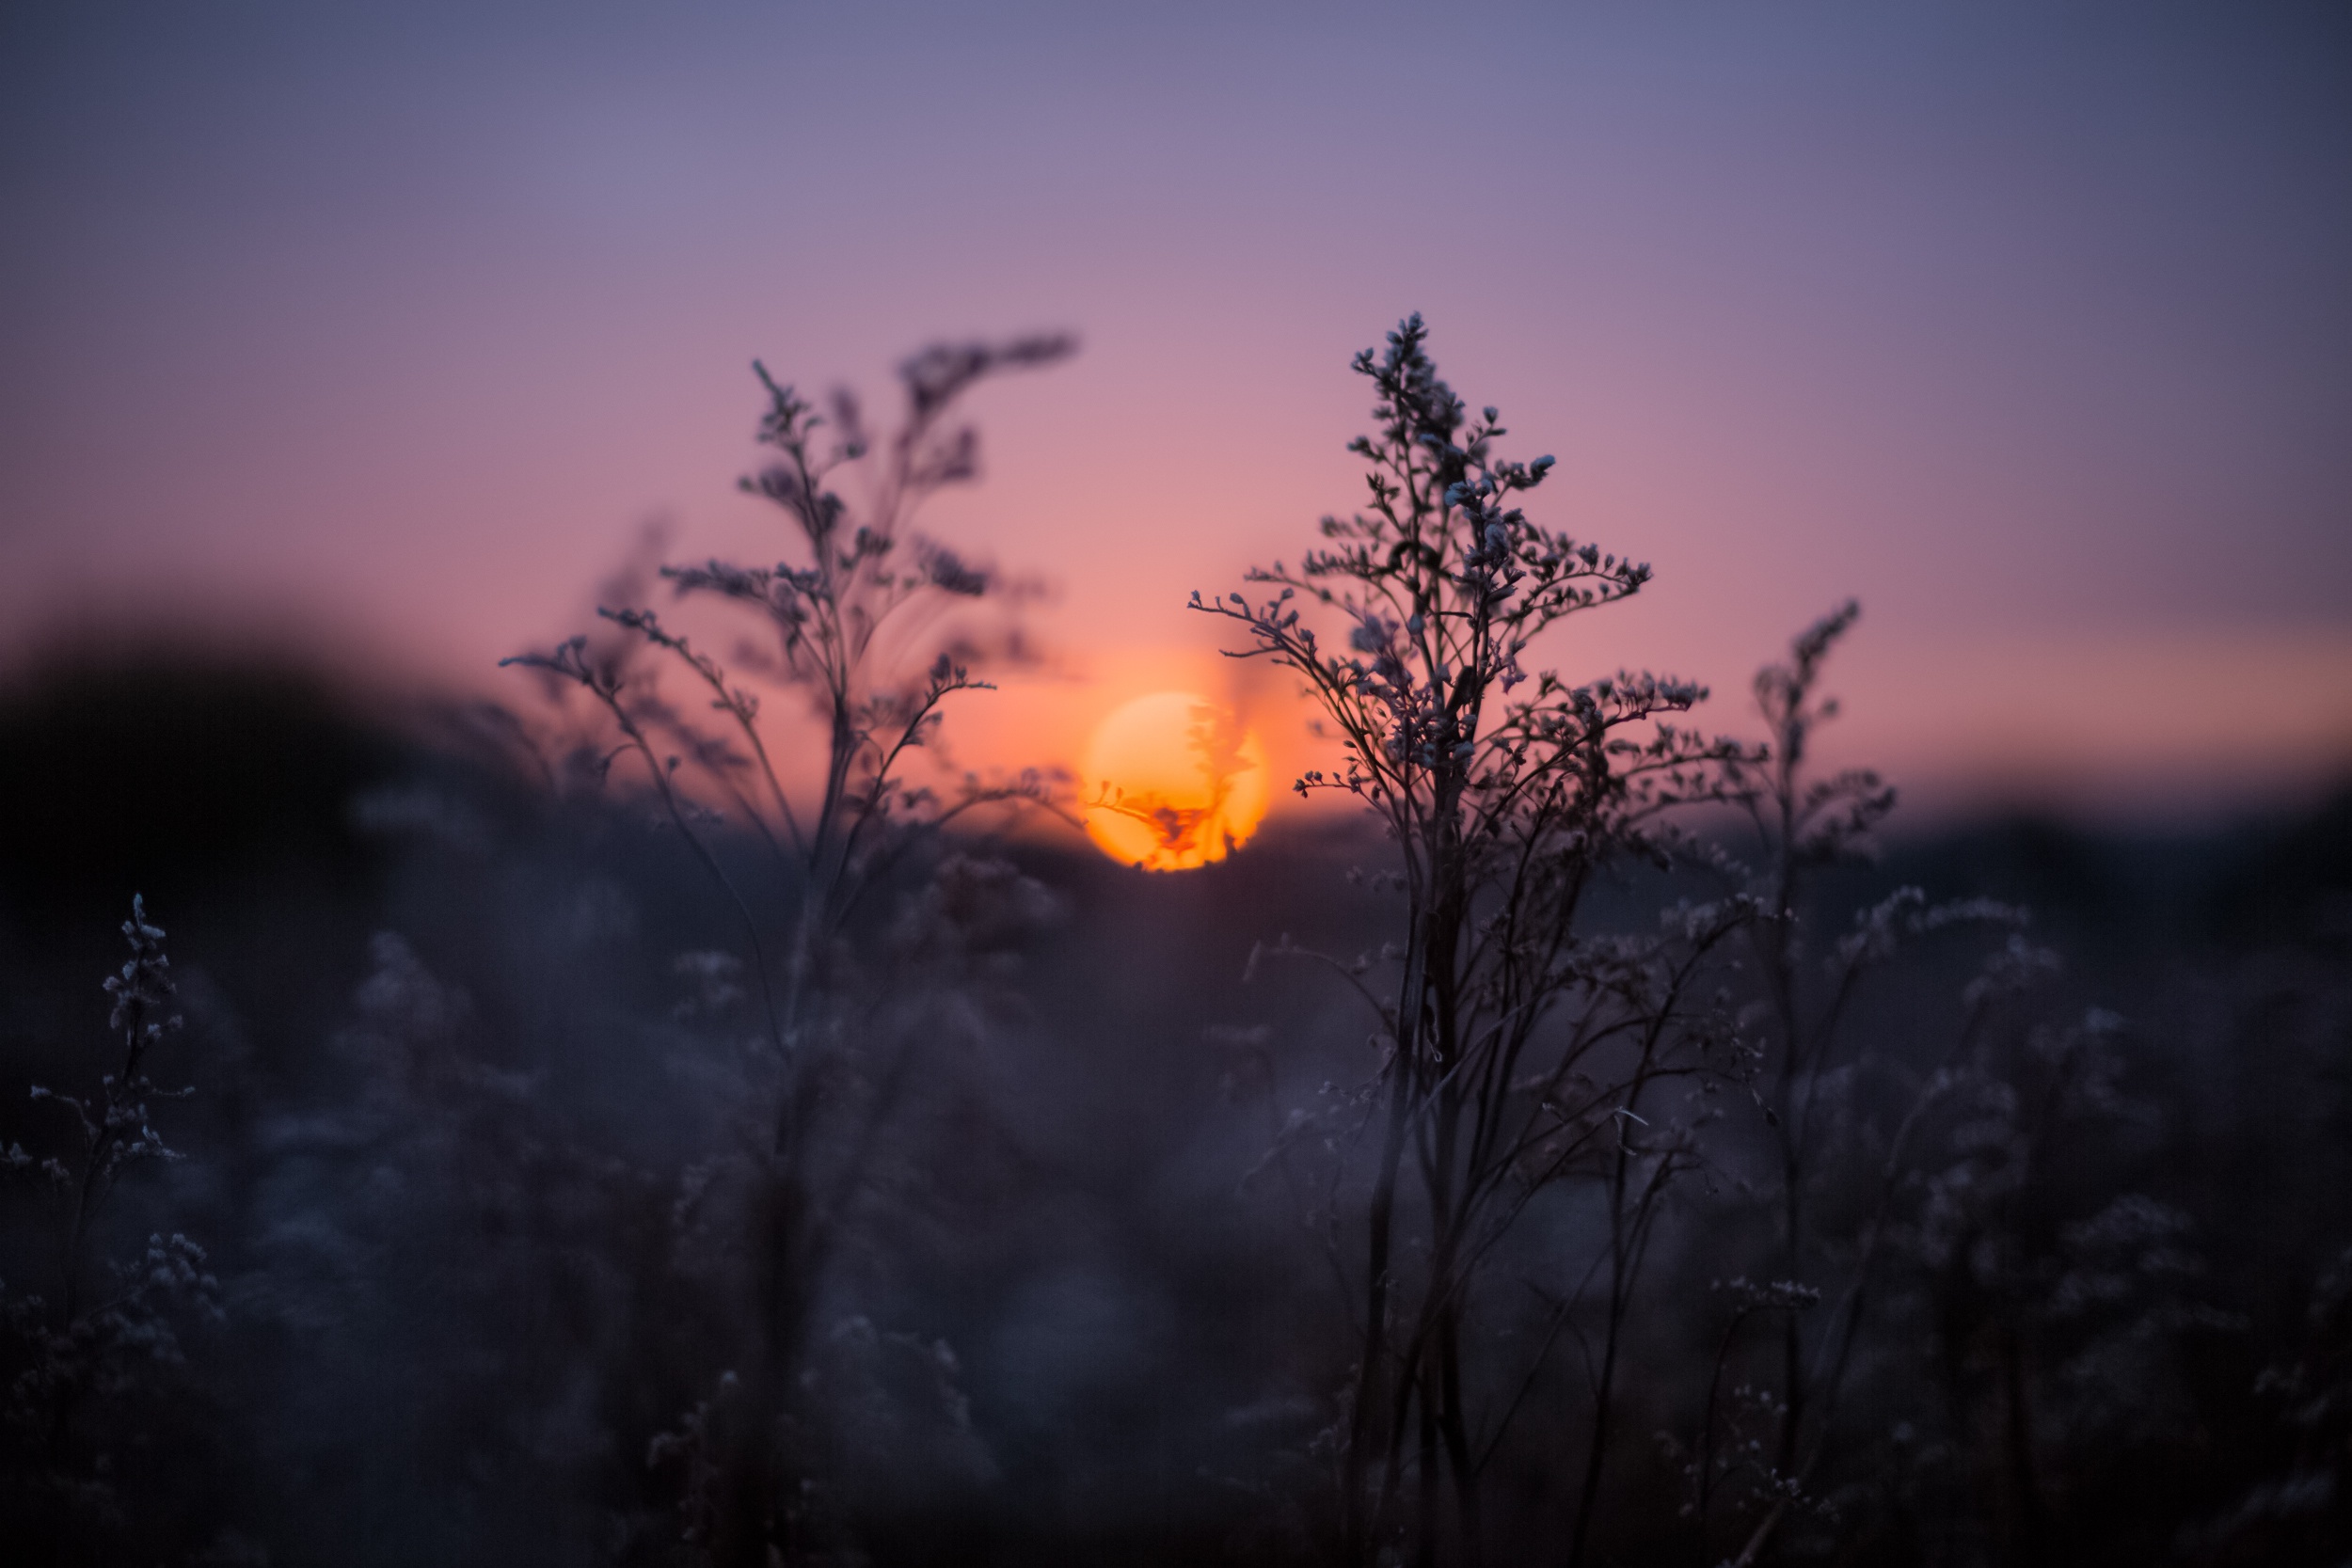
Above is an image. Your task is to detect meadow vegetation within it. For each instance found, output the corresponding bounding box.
[0,320,2345,1566]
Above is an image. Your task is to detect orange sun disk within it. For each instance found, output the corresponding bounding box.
[1081,691,1270,871]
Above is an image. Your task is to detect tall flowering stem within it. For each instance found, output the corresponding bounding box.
[1199,316,1755,1567]
[44,896,189,1326]
[506,335,1071,1566]
[9,898,215,1481]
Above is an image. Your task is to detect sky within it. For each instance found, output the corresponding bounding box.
[4,0,2348,823]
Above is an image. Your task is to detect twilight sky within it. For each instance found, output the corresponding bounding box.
[4,0,2348,819]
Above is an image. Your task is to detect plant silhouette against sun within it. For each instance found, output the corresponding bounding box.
[1085,696,1262,869]
[1200,315,1756,1567]
[506,332,1070,1566]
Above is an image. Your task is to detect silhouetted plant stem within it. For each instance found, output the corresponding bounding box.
[509,337,1070,1562]
[1209,316,1749,1565]
[19,899,214,1510]
[1345,1053,1413,1561]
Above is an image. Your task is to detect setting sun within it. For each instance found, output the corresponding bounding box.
[1080,690,1270,871]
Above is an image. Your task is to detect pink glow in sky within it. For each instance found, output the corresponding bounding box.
[4,1,2348,822]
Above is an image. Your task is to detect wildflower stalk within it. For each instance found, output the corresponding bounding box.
[1202,315,1751,1566]
[12,898,215,1485]
[1706,610,2059,1563]
[49,897,188,1329]
[508,335,1070,1565]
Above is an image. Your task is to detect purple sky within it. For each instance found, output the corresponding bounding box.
[5,1,2348,819]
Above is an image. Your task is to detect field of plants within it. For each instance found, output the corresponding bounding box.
[2,323,2346,1567]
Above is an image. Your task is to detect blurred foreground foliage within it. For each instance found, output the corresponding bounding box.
[0,650,2343,1566]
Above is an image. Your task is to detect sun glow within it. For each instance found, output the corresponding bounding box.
[1080,690,1270,871]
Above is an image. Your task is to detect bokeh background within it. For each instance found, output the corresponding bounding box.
[6,0,2348,821]
[6,8,2352,1564]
